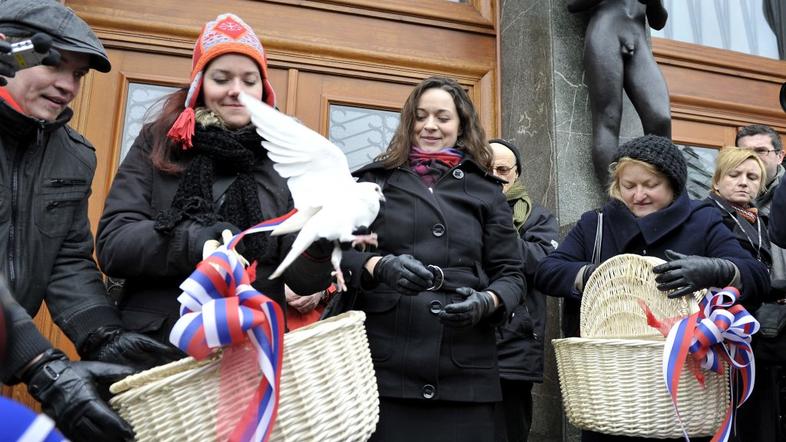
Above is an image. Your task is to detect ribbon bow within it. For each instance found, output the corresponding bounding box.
[662,287,760,442]
[169,210,296,442]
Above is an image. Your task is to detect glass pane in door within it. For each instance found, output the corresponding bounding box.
[120,83,178,164]
[678,144,719,200]
[328,104,400,170]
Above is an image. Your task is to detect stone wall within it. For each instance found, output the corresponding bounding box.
[497,1,645,440]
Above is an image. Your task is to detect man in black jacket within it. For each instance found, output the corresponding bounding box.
[0,1,179,440]
[489,139,559,442]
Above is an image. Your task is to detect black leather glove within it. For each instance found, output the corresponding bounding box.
[80,326,183,371]
[23,349,135,442]
[373,254,434,295]
[653,249,736,298]
[190,221,241,263]
[439,287,497,328]
[305,238,334,261]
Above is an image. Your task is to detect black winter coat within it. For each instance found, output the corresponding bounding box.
[496,203,558,382]
[341,159,526,403]
[705,193,772,273]
[535,192,770,337]
[96,125,331,341]
[0,100,121,382]
[769,179,786,249]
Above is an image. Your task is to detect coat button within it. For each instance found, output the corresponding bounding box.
[429,300,443,315]
[452,169,464,179]
[422,384,436,399]
[432,223,445,237]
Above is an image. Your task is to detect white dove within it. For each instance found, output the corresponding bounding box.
[238,92,385,292]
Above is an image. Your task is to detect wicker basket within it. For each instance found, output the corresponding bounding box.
[552,254,730,438]
[109,310,379,442]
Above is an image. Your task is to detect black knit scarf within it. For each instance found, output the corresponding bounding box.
[154,124,267,259]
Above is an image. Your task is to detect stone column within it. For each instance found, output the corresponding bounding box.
[497,1,644,441]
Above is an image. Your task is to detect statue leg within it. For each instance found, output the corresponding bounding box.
[623,43,671,139]
[585,47,624,186]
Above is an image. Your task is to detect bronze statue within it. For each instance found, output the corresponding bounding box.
[568,0,671,184]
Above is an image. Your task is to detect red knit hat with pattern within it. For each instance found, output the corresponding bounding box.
[168,13,276,148]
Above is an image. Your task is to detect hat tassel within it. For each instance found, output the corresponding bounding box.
[167,107,196,149]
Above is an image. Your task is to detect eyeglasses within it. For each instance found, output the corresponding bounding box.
[493,165,516,175]
[750,147,780,157]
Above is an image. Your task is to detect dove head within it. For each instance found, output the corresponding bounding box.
[357,182,386,203]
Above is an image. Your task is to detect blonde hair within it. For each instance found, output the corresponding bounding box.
[711,147,767,196]
[607,157,666,200]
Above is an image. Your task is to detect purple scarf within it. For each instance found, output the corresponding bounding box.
[408,146,464,186]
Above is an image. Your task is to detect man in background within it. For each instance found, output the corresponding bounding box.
[489,139,559,442]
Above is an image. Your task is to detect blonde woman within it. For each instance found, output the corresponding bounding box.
[535,136,769,442]
[707,147,784,442]
[707,147,771,292]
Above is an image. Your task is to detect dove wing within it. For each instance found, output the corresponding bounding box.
[238,92,356,213]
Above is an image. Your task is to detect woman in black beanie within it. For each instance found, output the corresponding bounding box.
[534,135,770,442]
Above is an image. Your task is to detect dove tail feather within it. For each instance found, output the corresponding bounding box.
[270,216,304,236]
[271,207,319,236]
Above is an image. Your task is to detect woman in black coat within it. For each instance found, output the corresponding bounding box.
[341,76,525,442]
[705,148,772,304]
[535,135,770,442]
[96,14,332,343]
[706,147,783,442]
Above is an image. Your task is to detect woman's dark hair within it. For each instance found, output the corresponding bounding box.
[378,76,492,171]
[148,87,190,174]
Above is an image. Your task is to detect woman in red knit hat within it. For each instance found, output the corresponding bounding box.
[96,13,333,343]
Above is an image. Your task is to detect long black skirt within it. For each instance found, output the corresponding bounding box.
[369,397,495,442]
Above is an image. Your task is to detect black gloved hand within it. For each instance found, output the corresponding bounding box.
[439,287,497,328]
[23,349,135,442]
[652,249,736,298]
[80,326,183,371]
[373,254,434,295]
[305,238,334,261]
[190,221,241,264]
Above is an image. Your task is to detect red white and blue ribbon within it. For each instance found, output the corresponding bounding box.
[169,210,296,442]
[662,287,760,442]
[0,397,65,442]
